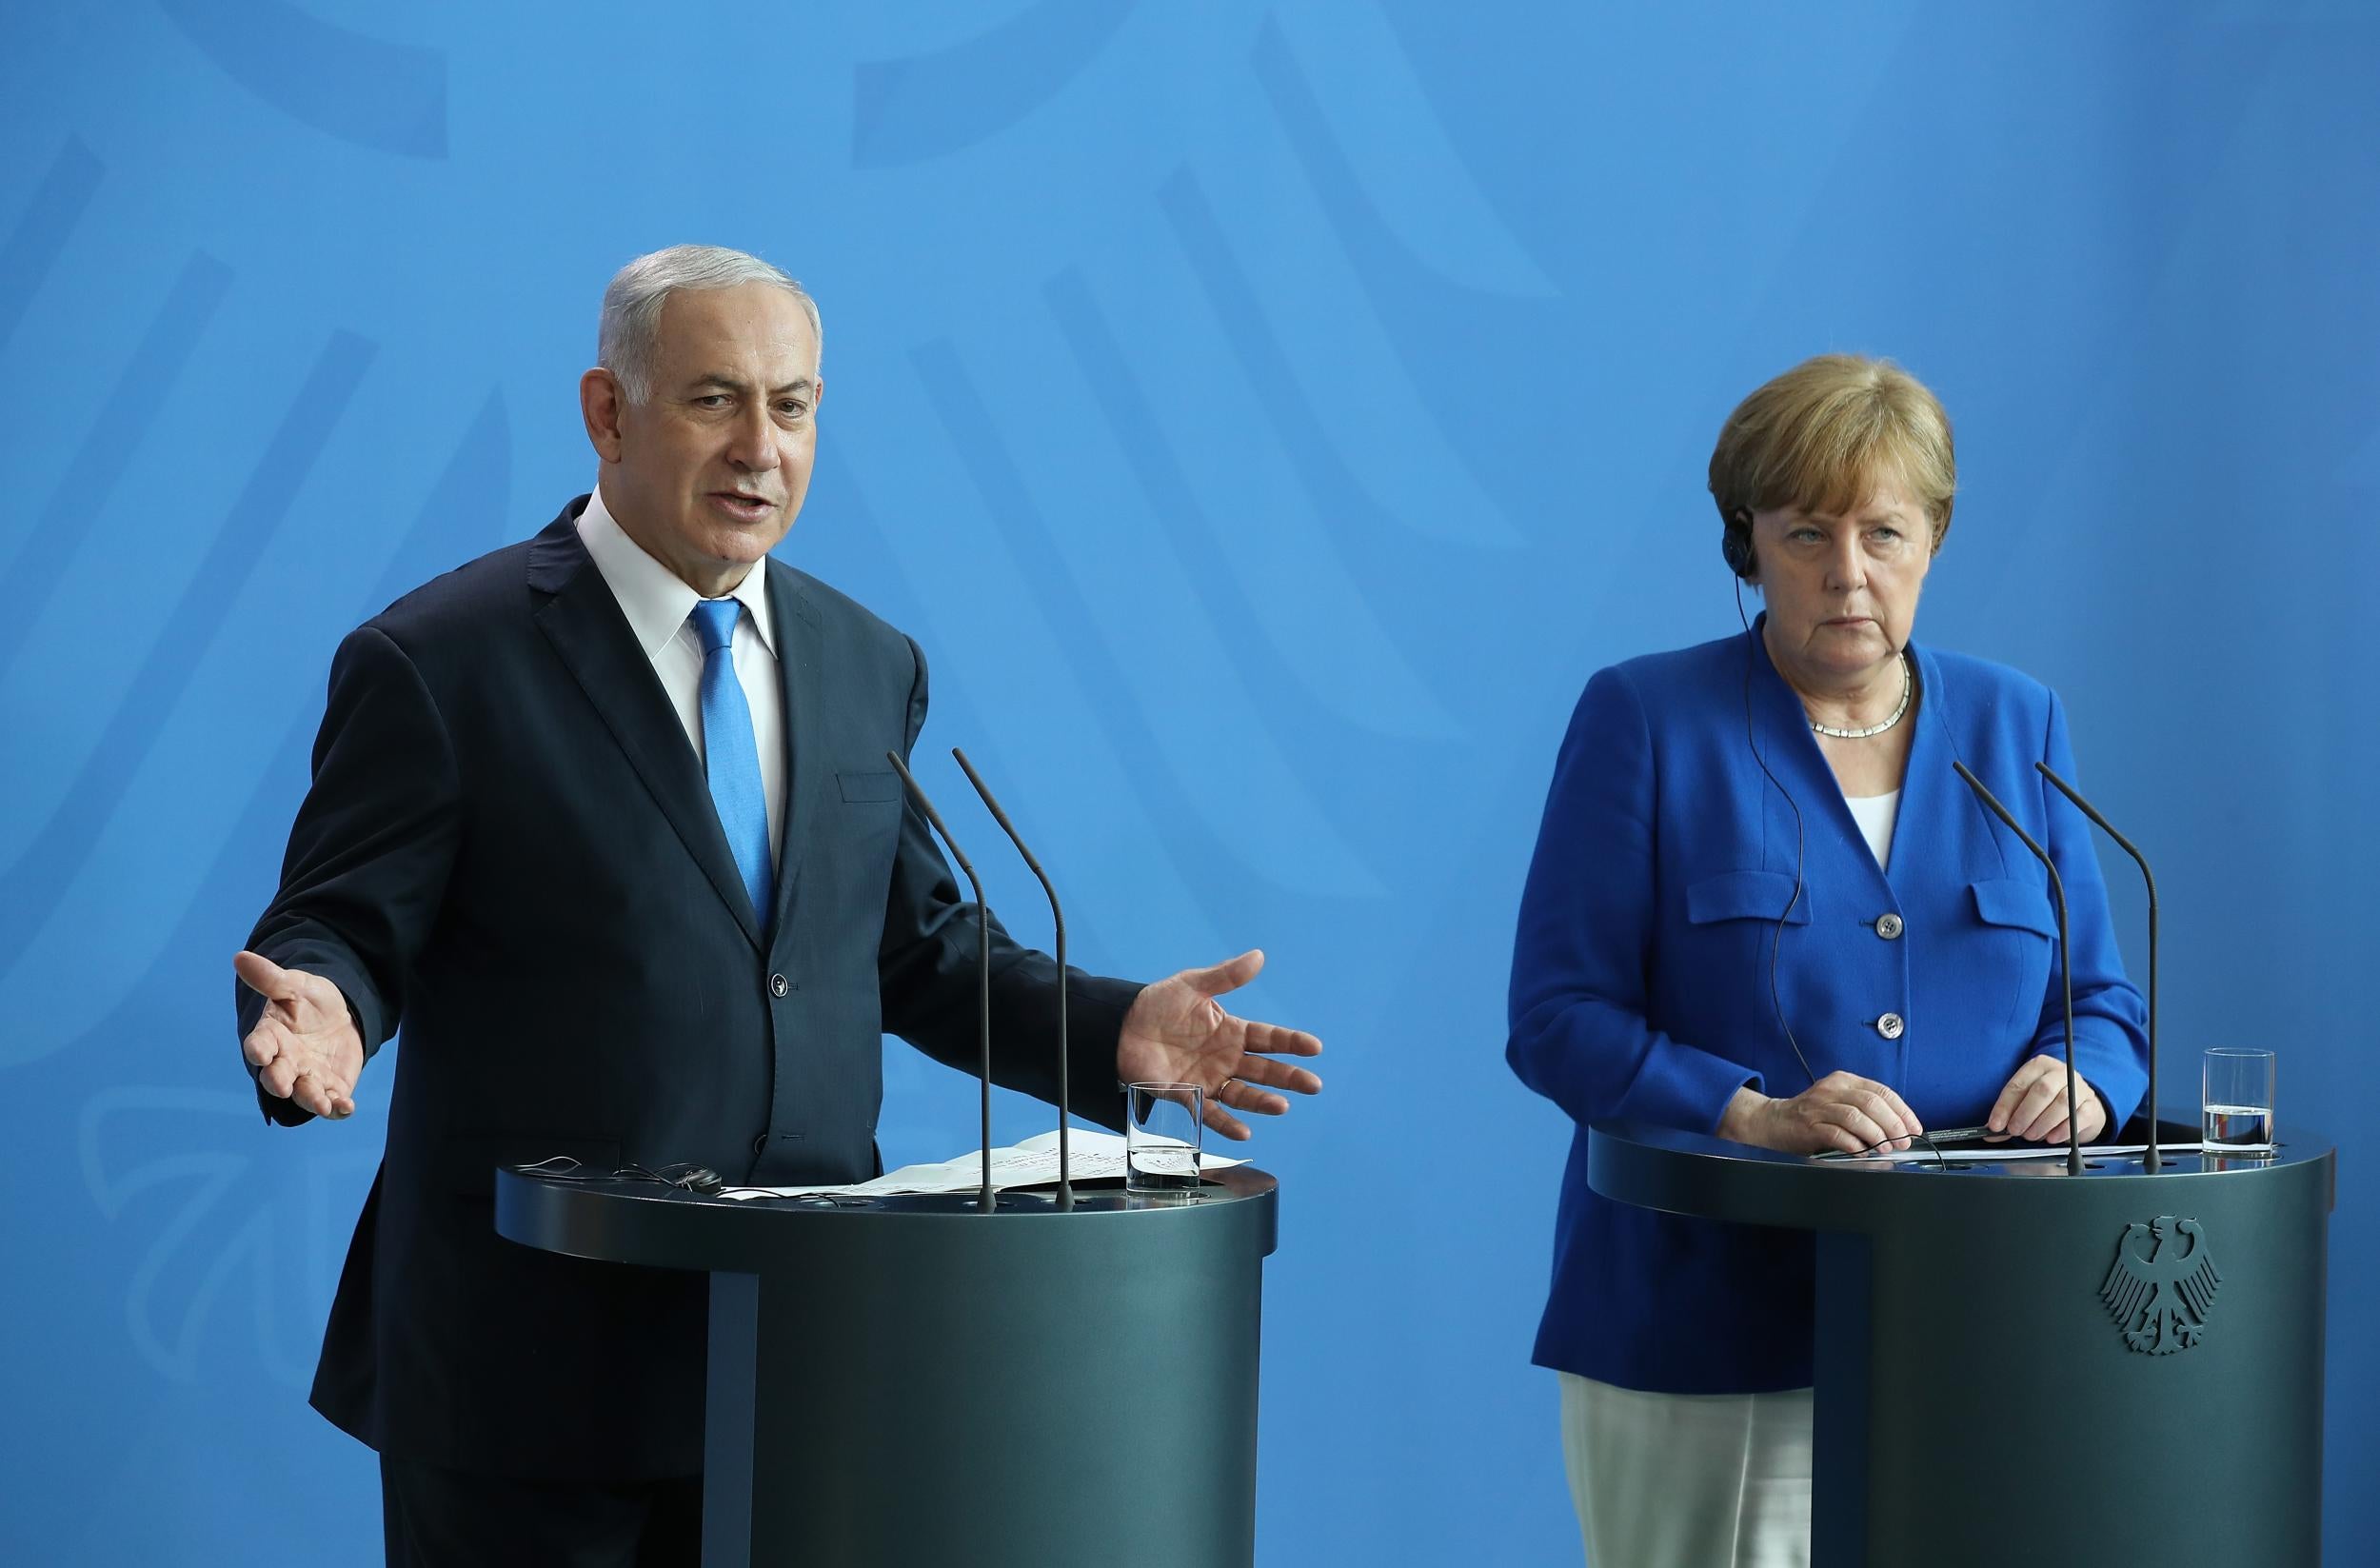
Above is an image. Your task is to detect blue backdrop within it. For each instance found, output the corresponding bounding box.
[4,3,2374,1561]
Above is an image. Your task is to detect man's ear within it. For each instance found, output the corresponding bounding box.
[581,368,627,463]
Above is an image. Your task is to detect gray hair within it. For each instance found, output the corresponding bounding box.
[596,245,823,404]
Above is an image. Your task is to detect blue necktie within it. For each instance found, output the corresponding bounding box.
[689,599,774,926]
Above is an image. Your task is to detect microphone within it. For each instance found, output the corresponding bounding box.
[885,749,996,1215]
[1951,761,2084,1176]
[2034,762,2162,1172]
[949,747,1075,1209]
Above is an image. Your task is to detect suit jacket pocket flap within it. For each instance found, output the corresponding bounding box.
[837,769,901,804]
[1687,869,1810,926]
[1971,877,2056,938]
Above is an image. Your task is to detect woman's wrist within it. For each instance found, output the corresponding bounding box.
[1717,1084,1772,1143]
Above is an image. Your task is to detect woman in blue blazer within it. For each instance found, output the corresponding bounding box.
[1506,355,2147,1566]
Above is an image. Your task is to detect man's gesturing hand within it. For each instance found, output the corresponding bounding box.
[235,950,364,1120]
[1116,950,1323,1141]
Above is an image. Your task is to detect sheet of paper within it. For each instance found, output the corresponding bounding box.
[724,1127,1246,1200]
[1815,1140,2204,1166]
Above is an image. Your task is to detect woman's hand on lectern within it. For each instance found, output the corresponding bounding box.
[1718,1073,1925,1156]
[235,950,365,1120]
[1116,949,1324,1141]
[1987,1057,2106,1145]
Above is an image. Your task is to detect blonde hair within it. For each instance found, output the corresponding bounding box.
[1708,354,1956,550]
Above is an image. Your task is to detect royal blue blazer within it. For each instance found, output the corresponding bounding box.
[1506,625,2148,1393]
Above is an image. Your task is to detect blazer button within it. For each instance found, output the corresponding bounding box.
[1876,1012,1905,1040]
[769,973,790,998]
[1875,913,1905,940]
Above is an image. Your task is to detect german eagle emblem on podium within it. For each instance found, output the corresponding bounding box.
[2100,1217,2222,1355]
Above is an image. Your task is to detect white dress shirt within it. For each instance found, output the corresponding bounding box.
[575,486,786,874]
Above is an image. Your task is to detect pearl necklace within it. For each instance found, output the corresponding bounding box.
[1809,653,1912,740]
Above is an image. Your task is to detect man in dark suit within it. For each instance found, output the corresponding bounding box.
[232,245,1323,1565]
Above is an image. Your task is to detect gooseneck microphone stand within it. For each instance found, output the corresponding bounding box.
[887,750,997,1214]
[1953,761,2085,1177]
[2034,761,2162,1172]
[949,747,1075,1209]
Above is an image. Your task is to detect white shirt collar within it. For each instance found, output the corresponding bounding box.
[576,484,778,660]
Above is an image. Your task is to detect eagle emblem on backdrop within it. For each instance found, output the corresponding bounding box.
[2099,1217,2222,1355]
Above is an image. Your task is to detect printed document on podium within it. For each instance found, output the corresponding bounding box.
[725,1128,1244,1200]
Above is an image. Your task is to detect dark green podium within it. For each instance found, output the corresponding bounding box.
[1589,1120,2333,1567]
[497,1167,1278,1567]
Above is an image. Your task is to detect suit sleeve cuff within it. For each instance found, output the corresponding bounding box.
[1614,1041,1766,1135]
[1064,975,1143,1133]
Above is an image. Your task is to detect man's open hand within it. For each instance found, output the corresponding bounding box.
[1116,949,1323,1141]
[235,950,364,1120]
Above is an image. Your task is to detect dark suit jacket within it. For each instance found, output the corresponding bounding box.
[239,497,1141,1479]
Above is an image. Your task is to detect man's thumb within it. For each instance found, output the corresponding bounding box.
[1186,948,1264,997]
[232,949,288,998]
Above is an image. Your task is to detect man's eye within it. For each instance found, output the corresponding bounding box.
[779,402,808,417]
[694,395,729,408]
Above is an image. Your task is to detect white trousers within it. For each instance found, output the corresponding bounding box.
[1558,1373,1814,1568]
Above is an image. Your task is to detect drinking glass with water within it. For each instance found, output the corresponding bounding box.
[1126,1082,1203,1194]
[2201,1048,2275,1153]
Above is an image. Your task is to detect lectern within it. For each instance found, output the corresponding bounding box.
[498,1166,1278,1568]
[1589,1120,2332,1567]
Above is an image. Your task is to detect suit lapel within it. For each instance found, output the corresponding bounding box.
[1744,619,1893,901]
[765,560,827,944]
[1902,643,2013,887]
[1746,622,1867,879]
[527,508,764,950]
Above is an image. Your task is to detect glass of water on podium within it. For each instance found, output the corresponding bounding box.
[1126,1082,1203,1195]
[2202,1048,2276,1153]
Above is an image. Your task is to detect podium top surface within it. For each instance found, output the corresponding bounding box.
[496,1162,1279,1275]
[1587,1120,2333,1233]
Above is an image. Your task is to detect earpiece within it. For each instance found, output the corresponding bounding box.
[1721,508,1756,580]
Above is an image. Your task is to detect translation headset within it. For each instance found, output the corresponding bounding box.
[1720,506,1758,581]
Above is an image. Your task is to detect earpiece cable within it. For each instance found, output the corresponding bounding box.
[1735,578,1820,1090]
